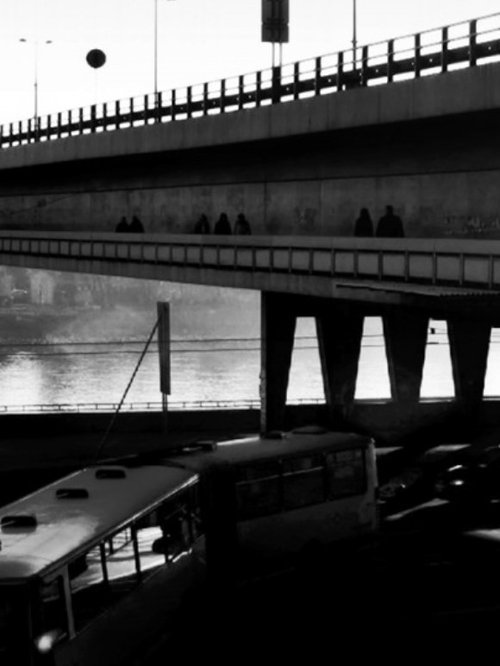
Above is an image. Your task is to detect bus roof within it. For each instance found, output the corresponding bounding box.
[0,465,197,583]
[165,429,374,474]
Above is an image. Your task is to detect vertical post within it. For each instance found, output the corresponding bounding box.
[414,33,422,77]
[352,0,357,65]
[102,103,107,131]
[57,112,62,138]
[115,100,120,130]
[441,26,449,73]
[336,51,344,91]
[256,71,262,107]
[143,94,149,124]
[129,97,134,127]
[186,86,192,118]
[360,45,368,86]
[387,39,394,83]
[220,79,226,112]
[272,65,281,103]
[203,83,208,116]
[79,108,84,135]
[293,62,300,99]
[314,57,321,95]
[171,89,176,120]
[238,75,244,110]
[90,104,96,133]
[469,19,477,66]
[157,302,171,434]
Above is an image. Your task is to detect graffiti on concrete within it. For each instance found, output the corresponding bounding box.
[443,215,500,236]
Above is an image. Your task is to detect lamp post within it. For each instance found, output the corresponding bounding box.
[19,37,53,125]
[154,0,176,106]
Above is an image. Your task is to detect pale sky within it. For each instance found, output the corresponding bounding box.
[1,0,499,125]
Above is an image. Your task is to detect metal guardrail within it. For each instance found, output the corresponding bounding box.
[2,232,500,292]
[1,12,500,148]
[0,397,325,415]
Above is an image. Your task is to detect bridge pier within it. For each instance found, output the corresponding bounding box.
[260,293,365,432]
[383,312,429,404]
[447,318,491,411]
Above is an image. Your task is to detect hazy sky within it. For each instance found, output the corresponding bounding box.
[1,0,499,124]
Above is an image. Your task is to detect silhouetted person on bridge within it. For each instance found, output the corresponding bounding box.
[193,214,211,234]
[234,213,251,235]
[354,208,374,237]
[115,216,129,233]
[130,215,144,233]
[214,213,231,235]
[376,205,404,238]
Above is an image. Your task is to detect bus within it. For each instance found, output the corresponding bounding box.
[0,427,377,665]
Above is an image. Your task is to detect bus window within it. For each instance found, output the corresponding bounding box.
[235,462,281,520]
[153,489,199,561]
[283,454,325,510]
[326,449,366,498]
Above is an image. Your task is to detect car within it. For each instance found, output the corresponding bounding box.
[434,445,500,504]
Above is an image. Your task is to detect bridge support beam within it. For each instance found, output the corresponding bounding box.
[447,318,491,408]
[260,292,297,433]
[383,312,429,404]
[315,307,364,422]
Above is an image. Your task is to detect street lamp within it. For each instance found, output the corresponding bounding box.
[154,0,176,106]
[19,37,53,125]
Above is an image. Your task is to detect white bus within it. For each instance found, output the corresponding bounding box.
[0,427,377,665]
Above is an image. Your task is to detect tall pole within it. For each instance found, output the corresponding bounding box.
[352,0,357,65]
[154,0,158,105]
[19,38,52,126]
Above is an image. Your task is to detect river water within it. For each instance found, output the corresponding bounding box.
[1,305,500,411]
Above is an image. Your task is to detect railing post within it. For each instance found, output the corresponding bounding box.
[8,122,13,147]
[129,97,134,127]
[18,121,23,145]
[387,39,394,83]
[0,125,3,149]
[57,112,62,138]
[469,19,477,66]
[256,71,262,107]
[336,51,344,90]
[171,89,176,120]
[203,83,208,116]
[90,105,97,133]
[293,62,300,99]
[238,75,244,110]
[314,57,321,95]
[414,33,422,77]
[143,94,149,124]
[360,46,368,86]
[272,65,281,103]
[156,91,162,122]
[115,101,120,130]
[441,26,449,73]
[187,86,192,118]
[79,108,84,135]
[220,79,226,112]
[68,109,72,137]
[45,115,51,142]
[102,103,107,131]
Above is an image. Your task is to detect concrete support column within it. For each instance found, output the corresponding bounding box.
[260,292,297,433]
[447,318,491,405]
[383,312,429,403]
[315,308,364,420]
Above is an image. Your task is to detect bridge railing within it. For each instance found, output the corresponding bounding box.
[2,232,500,292]
[1,12,500,149]
[0,397,325,414]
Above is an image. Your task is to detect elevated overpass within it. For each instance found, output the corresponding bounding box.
[1,13,500,435]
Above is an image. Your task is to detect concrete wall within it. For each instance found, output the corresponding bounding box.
[2,63,500,237]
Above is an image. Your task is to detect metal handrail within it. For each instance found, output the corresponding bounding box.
[1,12,500,148]
[0,397,326,414]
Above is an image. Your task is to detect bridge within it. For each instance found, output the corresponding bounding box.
[1,13,500,439]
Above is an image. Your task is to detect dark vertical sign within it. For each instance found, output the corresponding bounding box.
[262,0,289,43]
[157,302,171,395]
